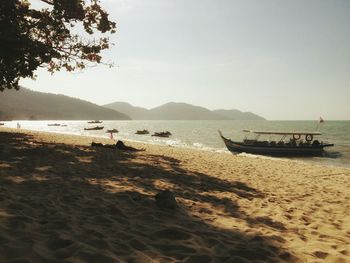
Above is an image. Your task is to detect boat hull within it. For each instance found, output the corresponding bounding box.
[84,126,104,131]
[219,133,332,156]
[136,130,150,135]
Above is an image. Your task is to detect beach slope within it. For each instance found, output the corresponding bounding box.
[0,127,349,262]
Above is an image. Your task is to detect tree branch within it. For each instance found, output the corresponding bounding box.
[40,0,54,5]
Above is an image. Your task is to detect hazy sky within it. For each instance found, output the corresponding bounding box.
[21,0,350,120]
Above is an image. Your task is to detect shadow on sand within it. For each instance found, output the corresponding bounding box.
[0,131,298,262]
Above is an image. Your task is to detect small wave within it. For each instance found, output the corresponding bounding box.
[192,142,204,148]
[165,139,186,147]
[5,120,349,168]
[215,148,231,154]
[191,142,216,151]
[237,152,284,161]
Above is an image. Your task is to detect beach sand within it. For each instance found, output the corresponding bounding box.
[0,127,349,262]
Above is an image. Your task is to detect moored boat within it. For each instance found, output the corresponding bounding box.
[88,120,103,124]
[152,131,172,138]
[218,130,334,156]
[135,129,150,135]
[0,123,4,126]
[47,123,61,127]
[84,126,104,131]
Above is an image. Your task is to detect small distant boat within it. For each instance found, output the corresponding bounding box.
[61,124,68,127]
[152,131,172,138]
[219,130,334,156]
[48,123,61,127]
[106,129,119,133]
[135,129,150,135]
[0,123,4,126]
[84,126,104,131]
[88,120,103,124]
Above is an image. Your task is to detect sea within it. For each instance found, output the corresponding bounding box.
[2,120,350,168]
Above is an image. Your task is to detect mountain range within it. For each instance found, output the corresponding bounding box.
[0,88,264,121]
[0,88,130,120]
[103,102,265,120]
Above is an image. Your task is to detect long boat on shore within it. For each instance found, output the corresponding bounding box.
[218,130,334,156]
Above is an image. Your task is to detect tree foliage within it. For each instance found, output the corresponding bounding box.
[0,0,116,91]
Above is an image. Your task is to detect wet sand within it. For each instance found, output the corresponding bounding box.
[0,127,349,262]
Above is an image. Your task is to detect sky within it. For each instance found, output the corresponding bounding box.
[20,0,350,120]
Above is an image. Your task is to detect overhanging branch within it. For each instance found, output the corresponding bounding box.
[40,0,54,5]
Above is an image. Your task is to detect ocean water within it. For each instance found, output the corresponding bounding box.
[2,120,350,168]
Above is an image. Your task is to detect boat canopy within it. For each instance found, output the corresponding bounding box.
[242,130,322,135]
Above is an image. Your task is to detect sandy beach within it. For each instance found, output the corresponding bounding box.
[0,127,349,262]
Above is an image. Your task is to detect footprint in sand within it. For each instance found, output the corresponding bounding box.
[300,215,311,225]
[74,251,117,263]
[128,239,148,251]
[184,254,212,263]
[152,227,192,240]
[54,243,80,260]
[85,237,110,250]
[47,237,74,251]
[313,251,328,259]
[1,243,34,259]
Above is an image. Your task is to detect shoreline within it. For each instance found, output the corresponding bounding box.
[1,126,349,170]
[1,127,350,262]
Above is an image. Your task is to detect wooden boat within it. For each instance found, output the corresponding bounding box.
[152,131,172,138]
[135,129,150,135]
[88,120,103,124]
[218,130,334,156]
[106,129,119,133]
[47,123,61,127]
[0,123,4,126]
[84,126,104,131]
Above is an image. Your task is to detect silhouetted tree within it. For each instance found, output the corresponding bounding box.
[0,0,116,91]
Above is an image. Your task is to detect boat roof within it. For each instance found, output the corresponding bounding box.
[242,130,322,135]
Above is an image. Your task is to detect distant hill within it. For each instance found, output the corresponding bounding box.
[104,101,265,120]
[103,102,149,120]
[0,88,130,120]
[147,102,225,120]
[213,109,265,120]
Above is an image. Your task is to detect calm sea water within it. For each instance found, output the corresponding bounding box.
[2,120,350,168]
